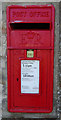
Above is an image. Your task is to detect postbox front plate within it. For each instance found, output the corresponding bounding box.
[7,5,55,113]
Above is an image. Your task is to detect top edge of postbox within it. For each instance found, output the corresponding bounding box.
[7,4,55,8]
[7,5,55,23]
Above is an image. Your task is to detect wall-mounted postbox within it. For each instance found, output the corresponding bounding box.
[7,5,55,113]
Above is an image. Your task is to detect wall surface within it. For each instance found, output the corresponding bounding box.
[59,1,61,119]
[0,1,60,120]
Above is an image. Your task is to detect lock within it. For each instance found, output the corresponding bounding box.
[27,49,34,58]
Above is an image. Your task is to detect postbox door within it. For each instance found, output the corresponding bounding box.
[8,49,53,112]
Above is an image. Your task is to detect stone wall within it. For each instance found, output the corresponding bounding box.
[0,2,3,120]
[0,2,60,120]
[59,1,61,119]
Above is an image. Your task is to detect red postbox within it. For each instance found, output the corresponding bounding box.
[7,5,55,113]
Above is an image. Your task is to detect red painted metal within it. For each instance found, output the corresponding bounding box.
[7,5,55,113]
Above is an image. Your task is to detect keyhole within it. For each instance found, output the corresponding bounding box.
[17,78,19,81]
